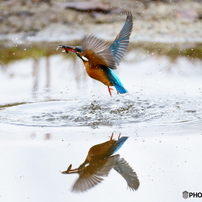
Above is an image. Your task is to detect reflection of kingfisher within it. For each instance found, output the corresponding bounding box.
[58,12,133,96]
[62,133,139,192]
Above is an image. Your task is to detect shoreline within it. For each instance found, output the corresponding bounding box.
[0,1,202,44]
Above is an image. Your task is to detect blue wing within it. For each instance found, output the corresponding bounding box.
[109,12,133,67]
[109,137,129,155]
[82,35,116,69]
[113,157,140,190]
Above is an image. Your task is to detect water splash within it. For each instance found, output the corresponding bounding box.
[0,95,201,128]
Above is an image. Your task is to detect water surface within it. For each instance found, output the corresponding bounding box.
[0,42,202,202]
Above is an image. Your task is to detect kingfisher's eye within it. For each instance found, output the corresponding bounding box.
[75,47,83,53]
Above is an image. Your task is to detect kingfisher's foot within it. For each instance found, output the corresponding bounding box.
[107,86,113,96]
[110,132,114,141]
[110,133,122,141]
[118,133,121,139]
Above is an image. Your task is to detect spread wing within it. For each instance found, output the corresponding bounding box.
[81,35,116,69]
[71,155,119,193]
[113,157,139,191]
[109,11,133,66]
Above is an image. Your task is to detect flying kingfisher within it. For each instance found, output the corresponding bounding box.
[62,133,140,192]
[58,12,133,96]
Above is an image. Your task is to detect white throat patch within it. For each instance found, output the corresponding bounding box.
[81,56,89,62]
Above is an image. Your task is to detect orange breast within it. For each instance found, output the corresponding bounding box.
[82,50,113,86]
[86,139,116,161]
[83,61,112,86]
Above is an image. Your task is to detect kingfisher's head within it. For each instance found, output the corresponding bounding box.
[58,45,89,62]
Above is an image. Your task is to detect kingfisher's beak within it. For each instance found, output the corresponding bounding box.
[57,45,76,54]
[61,164,80,174]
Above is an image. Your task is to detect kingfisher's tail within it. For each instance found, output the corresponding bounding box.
[104,68,128,94]
[114,82,128,94]
[108,136,129,155]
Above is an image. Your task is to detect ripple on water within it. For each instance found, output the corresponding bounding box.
[0,95,201,127]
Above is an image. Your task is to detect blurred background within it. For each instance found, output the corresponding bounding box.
[0,0,202,202]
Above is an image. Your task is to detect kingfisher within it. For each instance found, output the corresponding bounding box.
[62,133,139,192]
[58,12,133,96]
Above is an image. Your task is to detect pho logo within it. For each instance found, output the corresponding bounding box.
[182,191,202,199]
[183,191,188,199]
